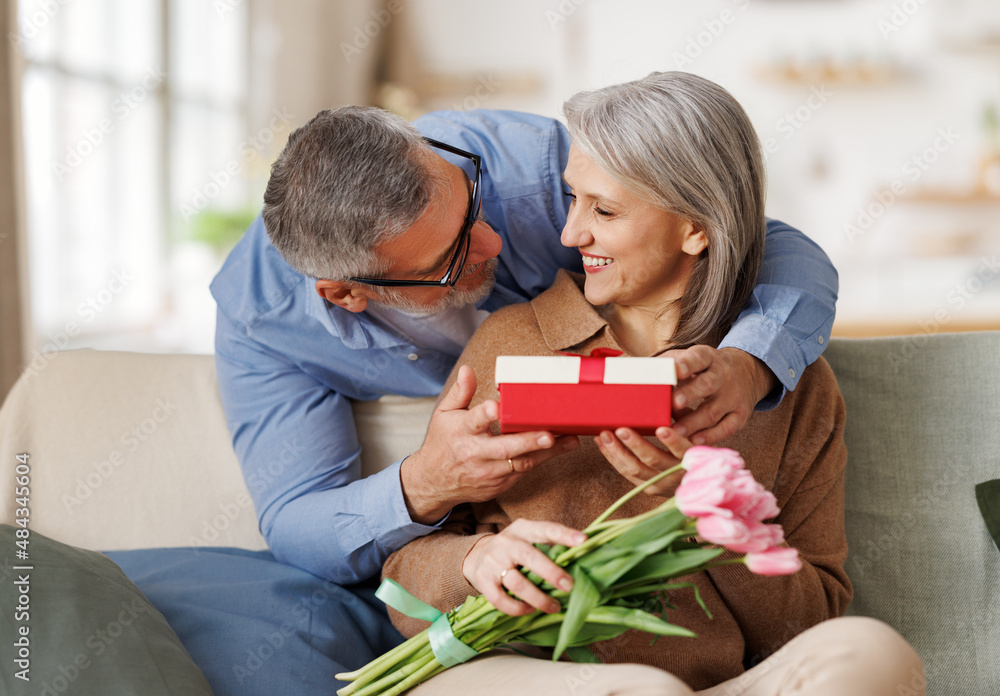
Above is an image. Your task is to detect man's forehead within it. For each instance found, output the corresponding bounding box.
[374,154,469,274]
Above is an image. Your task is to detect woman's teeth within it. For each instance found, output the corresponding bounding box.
[582,256,614,267]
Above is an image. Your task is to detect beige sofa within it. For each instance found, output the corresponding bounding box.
[1,333,998,694]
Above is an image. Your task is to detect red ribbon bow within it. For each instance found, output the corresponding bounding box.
[558,347,623,384]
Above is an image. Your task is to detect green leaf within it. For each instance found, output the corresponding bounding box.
[565,646,602,664]
[585,606,697,638]
[578,550,646,590]
[517,620,628,648]
[615,547,724,587]
[576,511,691,590]
[609,508,688,550]
[553,565,601,661]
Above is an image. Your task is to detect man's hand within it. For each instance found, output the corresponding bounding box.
[463,519,586,616]
[665,346,778,447]
[400,365,579,525]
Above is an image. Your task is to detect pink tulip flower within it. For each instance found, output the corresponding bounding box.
[745,547,802,576]
[725,522,784,554]
[695,515,751,547]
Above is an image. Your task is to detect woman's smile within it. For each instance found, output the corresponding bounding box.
[581,251,615,272]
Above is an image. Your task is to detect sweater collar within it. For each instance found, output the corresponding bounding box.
[530,269,621,353]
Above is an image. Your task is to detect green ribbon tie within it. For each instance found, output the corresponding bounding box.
[376,579,479,668]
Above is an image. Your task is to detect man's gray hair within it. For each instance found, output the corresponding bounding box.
[263,106,432,280]
[563,71,767,349]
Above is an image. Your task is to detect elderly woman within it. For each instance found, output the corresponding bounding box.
[383,72,922,696]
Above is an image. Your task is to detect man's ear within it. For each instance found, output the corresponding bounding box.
[681,222,709,257]
[315,279,371,313]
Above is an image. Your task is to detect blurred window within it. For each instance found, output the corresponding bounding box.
[18,0,249,354]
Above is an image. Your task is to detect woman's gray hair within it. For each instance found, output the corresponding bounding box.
[563,71,767,349]
[263,106,433,280]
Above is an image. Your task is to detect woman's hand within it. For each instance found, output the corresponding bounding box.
[462,519,586,616]
[665,346,778,446]
[595,426,692,497]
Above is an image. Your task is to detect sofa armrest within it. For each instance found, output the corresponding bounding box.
[0,350,268,550]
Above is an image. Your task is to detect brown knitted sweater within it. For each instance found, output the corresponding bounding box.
[383,270,852,690]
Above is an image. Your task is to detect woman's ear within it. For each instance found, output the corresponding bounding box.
[681,223,709,256]
[315,279,371,313]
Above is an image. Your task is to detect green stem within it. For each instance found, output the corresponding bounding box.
[557,499,678,566]
[703,557,747,570]
[450,600,497,634]
[335,630,431,691]
[459,609,524,645]
[468,611,540,648]
[585,463,685,531]
[380,656,447,696]
[348,652,435,696]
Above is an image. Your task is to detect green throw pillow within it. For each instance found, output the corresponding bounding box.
[976,479,1000,554]
[0,525,213,695]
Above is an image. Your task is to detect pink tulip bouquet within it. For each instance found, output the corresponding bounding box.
[336,446,800,696]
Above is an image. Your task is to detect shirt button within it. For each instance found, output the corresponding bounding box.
[788,368,796,379]
[408,353,419,361]
[818,335,825,344]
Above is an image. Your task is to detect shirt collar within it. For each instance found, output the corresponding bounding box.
[529,269,620,353]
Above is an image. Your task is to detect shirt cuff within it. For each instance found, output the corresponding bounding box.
[717,314,806,412]
[362,459,451,550]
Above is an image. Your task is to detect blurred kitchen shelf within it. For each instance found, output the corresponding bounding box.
[895,188,1000,205]
[754,62,902,88]
[832,319,1000,338]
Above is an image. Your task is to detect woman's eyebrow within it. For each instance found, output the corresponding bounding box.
[562,176,623,209]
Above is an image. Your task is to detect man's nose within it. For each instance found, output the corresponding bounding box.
[560,207,593,249]
[467,220,502,264]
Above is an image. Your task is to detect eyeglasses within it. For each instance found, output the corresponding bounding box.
[349,137,483,288]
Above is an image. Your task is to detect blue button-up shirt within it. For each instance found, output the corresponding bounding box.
[211,109,838,584]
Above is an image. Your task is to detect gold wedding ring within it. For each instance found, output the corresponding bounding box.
[507,457,515,474]
[500,568,510,584]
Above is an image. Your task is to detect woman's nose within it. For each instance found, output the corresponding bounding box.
[466,219,502,265]
[560,207,593,249]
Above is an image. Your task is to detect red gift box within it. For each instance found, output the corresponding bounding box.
[496,349,676,436]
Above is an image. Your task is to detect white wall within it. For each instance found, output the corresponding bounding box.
[396,0,1000,334]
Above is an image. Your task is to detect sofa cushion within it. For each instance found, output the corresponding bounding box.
[0,351,267,551]
[825,331,1000,696]
[0,525,213,696]
[103,546,405,696]
[0,350,436,553]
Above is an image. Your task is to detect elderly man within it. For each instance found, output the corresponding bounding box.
[210,106,837,587]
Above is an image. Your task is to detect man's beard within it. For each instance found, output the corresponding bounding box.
[370,257,498,316]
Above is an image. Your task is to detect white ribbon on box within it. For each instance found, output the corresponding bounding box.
[495,356,676,386]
